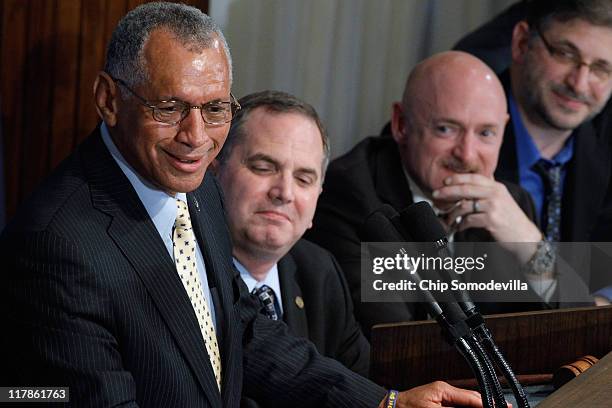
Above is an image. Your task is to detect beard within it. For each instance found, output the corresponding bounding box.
[518,54,603,131]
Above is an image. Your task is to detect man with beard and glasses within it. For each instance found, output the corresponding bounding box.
[497,0,612,304]
[305,51,580,338]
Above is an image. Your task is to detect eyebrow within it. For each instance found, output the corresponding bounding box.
[556,39,612,66]
[246,153,320,180]
[433,118,502,129]
[154,95,229,104]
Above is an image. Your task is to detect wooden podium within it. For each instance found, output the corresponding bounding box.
[370,306,612,406]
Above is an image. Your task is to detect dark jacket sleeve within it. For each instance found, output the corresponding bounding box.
[237,272,386,408]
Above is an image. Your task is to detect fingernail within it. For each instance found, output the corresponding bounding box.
[432,190,439,197]
[444,177,452,185]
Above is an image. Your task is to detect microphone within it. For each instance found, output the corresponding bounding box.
[398,201,477,314]
[399,201,530,408]
[362,205,442,318]
[365,204,500,408]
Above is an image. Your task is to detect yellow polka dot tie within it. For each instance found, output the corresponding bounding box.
[174,199,222,391]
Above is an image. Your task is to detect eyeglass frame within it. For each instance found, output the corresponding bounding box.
[533,26,612,83]
[111,76,241,125]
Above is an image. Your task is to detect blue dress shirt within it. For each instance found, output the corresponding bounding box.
[509,94,574,227]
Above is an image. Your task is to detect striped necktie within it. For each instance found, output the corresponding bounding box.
[252,285,281,320]
[533,160,562,242]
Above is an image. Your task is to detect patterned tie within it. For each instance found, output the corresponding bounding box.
[533,160,562,242]
[252,285,281,320]
[174,199,222,390]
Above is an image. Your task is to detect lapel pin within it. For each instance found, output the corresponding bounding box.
[295,296,304,309]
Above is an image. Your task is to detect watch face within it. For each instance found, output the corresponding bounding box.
[523,240,556,276]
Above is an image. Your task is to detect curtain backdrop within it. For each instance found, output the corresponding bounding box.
[210,0,516,158]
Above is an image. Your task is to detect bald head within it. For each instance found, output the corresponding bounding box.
[402,51,506,122]
[391,51,509,197]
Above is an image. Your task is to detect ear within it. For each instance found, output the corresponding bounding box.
[390,102,407,145]
[511,21,532,65]
[93,71,119,127]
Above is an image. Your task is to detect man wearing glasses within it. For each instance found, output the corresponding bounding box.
[1,2,482,407]
[501,0,612,303]
[307,51,584,338]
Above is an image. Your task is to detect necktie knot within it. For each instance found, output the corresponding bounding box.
[533,160,562,194]
[175,199,193,232]
[252,285,281,320]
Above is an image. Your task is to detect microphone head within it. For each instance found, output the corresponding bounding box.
[363,204,415,241]
[399,201,447,243]
[362,204,405,242]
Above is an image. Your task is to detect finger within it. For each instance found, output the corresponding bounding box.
[444,173,494,186]
[445,199,487,225]
[455,213,489,232]
[440,385,483,407]
[433,184,492,202]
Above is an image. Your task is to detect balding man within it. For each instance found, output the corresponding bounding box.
[307,51,585,337]
[2,4,485,407]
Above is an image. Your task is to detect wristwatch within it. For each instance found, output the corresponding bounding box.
[524,239,556,276]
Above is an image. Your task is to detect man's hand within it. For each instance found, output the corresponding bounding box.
[433,174,541,264]
[378,381,483,408]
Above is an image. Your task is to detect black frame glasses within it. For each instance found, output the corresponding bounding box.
[534,26,612,83]
[112,77,241,125]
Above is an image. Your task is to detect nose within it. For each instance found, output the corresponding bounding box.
[452,131,478,164]
[268,172,295,204]
[176,108,210,149]
[566,63,591,94]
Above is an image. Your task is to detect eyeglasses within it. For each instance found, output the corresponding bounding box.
[535,27,612,83]
[112,77,241,125]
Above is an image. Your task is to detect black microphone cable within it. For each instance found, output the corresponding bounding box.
[400,201,530,408]
[365,206,496,408]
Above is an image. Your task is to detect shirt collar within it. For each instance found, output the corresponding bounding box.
[100,122,186,240]
[402,166,436,211]
[234,258,282,295]
[403,167,456,242]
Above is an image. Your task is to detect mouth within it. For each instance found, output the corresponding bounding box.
[443,163,479,174]
[256,210,291,222]
[551,87,590,111]
[164,150,205,172]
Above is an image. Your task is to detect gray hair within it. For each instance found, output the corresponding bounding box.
[217,90,330,176]
[104,1,232,87]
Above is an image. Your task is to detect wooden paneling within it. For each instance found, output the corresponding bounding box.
[370,306,612,390]
[0,0,209,221]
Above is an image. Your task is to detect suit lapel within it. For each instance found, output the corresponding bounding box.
[562,123,610,241]
[278,253,309,339]
[374,137,414,210]
[495,70,520,184]
[82,130,222,407]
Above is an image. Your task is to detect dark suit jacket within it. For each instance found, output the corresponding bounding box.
[453,1,525,74]
[305,135,573,338]
[278,239,370,377]
[497,71,612,243]
[1,128,385,407]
